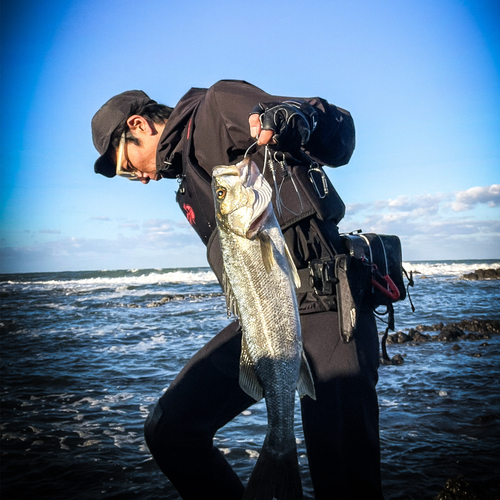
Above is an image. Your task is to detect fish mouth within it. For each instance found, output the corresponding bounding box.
[246,204,271,239]
[238,159,272,239]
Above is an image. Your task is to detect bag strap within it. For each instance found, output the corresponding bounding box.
[380,303,394,362]
[403,267,416,312]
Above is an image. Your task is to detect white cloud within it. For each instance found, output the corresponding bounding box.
[0,215,206,273]
[451,184,500,212]
[143,219,172,233]
[119,222,140,230]
[0,230,206,273]
[339,185,500,260]
[378,193,449,212]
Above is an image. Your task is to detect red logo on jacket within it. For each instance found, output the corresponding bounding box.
[183,204,196,225]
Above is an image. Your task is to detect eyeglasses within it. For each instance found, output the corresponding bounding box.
[116,131,140,181]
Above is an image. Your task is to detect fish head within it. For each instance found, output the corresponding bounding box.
[212,158,273,239]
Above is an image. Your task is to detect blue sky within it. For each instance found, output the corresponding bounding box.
[1,0,499,273]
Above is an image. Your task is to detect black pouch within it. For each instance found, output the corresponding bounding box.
[342,232,406,307]
[341,232,414,359]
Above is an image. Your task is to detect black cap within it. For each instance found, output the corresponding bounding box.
[92,90,157,177]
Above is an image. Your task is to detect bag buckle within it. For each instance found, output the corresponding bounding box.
[369,262,401,301]
[308,258,338,295]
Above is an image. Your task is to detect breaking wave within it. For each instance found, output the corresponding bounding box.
[403,259,499,278]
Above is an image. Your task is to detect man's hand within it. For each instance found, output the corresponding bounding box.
[249,113,275,145]
[248,101,318,151]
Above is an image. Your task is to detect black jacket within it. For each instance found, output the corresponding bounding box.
[156,80,355,313]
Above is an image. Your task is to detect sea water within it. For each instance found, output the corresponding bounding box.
[1,261,499,499]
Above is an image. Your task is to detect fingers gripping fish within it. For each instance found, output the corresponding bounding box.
[212,157,316,500]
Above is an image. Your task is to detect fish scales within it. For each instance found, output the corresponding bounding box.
[222,222,301,361]
[212,158,315,500]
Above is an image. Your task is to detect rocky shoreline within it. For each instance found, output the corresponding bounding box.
[381,318,500,365]
[460,268,500,280]
[434,474,500,500]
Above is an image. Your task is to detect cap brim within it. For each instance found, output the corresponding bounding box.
[94,154,116,178]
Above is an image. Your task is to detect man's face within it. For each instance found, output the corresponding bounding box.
[113,117,165,184]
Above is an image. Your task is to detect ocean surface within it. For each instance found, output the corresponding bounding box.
[1,260,499,500]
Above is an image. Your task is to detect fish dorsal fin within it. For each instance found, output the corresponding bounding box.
[284,242,301,289]
[222,267,239,318]
[239,335,264,401]
[259,231,275,274]
[296,350,316,400]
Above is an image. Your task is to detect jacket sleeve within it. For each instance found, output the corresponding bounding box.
[302,97,355,167]
[196,80,355,170]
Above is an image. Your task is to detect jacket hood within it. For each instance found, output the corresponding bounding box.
[156,87,207,178]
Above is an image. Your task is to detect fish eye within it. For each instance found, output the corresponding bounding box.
[216,187,227,200]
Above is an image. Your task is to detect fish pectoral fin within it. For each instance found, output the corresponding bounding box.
[284,242,301,289]
[239,335,264,402]
[259,231,276,274]
[296,350,316,400]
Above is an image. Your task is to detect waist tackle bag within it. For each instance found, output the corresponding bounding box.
[340,232,414,360]
[342,232,406,306]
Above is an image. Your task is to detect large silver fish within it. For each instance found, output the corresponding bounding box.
[212,157,316,500]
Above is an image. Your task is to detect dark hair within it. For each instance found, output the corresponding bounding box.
[109,103,173,149]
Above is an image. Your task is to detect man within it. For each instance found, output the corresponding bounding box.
[92,80,383,499]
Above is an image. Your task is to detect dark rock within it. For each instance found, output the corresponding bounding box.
[413,331,430,342]
[466,332,481,341]
[419,322,439,332]
[379,354,405,365]
[430,322,445,332]
[485,268,500,279]
[386,334,395,344]
[407,328,430,341]
[394,331,411,343]
[147,294,187,307]
[452,344,461,351]
[472,352,482,358]
[437,324,464,341]
[462,272,479,281]
[434,474,498,500]
[391,354,404,365]
[457,319,500,334]
[461,267,500,280]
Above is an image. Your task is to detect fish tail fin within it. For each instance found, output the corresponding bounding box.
[243,440,303,500]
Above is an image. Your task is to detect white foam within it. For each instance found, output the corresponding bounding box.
[1,269,217,293]
[404,261,500,278]
[245,449,260,459]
